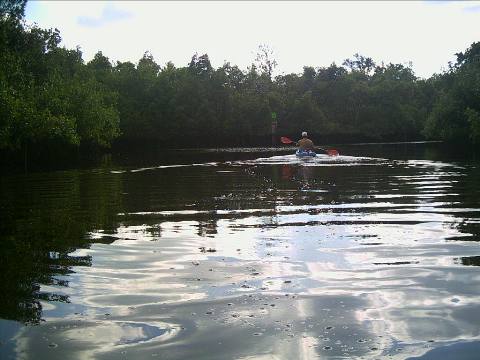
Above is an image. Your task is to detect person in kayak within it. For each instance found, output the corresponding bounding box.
[297,132,315,151]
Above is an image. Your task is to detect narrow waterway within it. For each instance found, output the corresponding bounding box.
[1,143,479,359]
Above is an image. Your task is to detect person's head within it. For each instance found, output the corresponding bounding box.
[302,131,308,138]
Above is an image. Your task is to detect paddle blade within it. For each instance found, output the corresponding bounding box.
[280,136,294,144]
[327,149,339,156]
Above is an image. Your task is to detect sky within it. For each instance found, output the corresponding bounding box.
[25,1,480,79]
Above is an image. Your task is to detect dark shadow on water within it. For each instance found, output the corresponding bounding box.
[457,256,480,266]
[0,170,123,324]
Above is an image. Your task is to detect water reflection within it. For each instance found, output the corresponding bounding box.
[1,144,480,359]
[0,170,123,324]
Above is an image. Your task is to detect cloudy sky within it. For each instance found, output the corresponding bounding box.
[25,1,480,79]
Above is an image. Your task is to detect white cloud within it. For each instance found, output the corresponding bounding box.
[24,0,480,78]
[77,3,133,28]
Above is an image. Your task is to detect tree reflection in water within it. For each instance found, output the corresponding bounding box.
[0,170,123,324]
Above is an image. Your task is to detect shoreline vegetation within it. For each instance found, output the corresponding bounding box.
[1,1,480,171]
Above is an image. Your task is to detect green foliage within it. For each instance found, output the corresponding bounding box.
[453,42,480,68]
[0,15,119,156]
[466,108,480,144]
[424,42,480,144]
[0,0,27,18]
[2,5,480,160]
[343,53,376,75]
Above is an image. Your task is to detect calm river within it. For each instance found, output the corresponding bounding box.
[1,142,479,359]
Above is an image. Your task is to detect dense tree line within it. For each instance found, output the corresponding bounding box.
[423,42,480,144]
[1,1,479,166]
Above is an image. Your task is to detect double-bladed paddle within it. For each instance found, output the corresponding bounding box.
[280,136,339,156]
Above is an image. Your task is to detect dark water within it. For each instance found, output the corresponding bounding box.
[1,142,480,359]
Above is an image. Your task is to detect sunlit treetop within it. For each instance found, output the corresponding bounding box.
[0,0,27,18]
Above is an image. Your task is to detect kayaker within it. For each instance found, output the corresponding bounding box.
[297,132,315,151]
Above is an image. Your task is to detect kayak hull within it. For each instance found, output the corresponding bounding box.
[295,149,317,157]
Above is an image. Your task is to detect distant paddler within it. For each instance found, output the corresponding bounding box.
[280,132,339,156]
[295,131,316,157]
[297,131,315,151]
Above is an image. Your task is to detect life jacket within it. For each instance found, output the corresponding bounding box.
[297,138,314,150]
